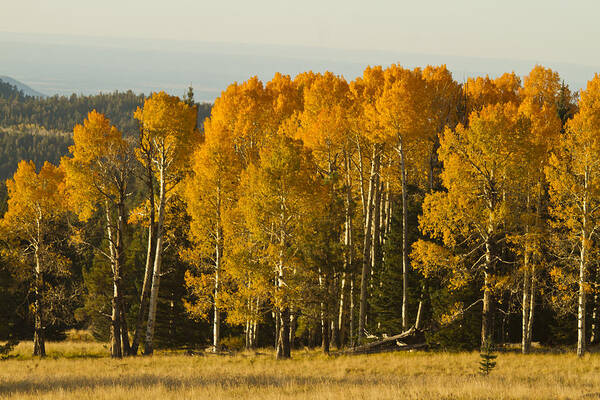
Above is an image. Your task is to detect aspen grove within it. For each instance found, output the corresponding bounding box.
[6,64,600,358]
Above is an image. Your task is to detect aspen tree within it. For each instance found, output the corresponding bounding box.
[413,103,527,348]
[546,75,600,357]
[62,111,134,357]
[0,161,66,357]
[134,92,198,355]
[297,72,350,351]
[516,66,562,353]
[183,119,240,352]
[238,129,324,359]
[374,65,431,330]
[350,66,385,343]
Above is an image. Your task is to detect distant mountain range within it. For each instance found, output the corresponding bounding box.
[0,75,46,98]
[1,32,599,102]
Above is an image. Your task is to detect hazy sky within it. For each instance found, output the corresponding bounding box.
[3,0,600,66]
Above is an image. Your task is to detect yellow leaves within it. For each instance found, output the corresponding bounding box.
[440,302,466,325]
[520,65,561,107]
[546,74,600,236]
[62,111,131,221]
[183,270,213,321]
[373,65,431,146]
[71,110,127,163]
[411,240,461,280]
[465,72,520,112]
[298,72,350,156]
[1,160,66,241]
[208,78,272,163]
[135,91,199,173]
[267,72,302,124]
[440,103,526,198]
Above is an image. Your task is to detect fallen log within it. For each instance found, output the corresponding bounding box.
[341,326,426,355]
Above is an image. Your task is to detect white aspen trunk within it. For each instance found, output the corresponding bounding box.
[289,307,297,350]
[132,162,156,355]
[338,151,353,348]
[213,189,222,353]
[526,264,535,346]
[33,235,45,357]
[522,251,531,354]
[349,274,355,348]
[592,263,599,344]
[415,300,423,330]
[577,172,589,358]
[578,214,588,356]
[370,173,381,289]
[276,204,290,359]
[578,234,587,357]
[481,228,494,349]
[253,297,259,346]
[105,205,122,358]
[356,140,367,217]
[522,194,531,354]
[213,266,220,352]
[245,318,250,349]
[318,267,329,353]
[397,137,409,331]
[144,163,166,355]
[358,145,379,343]
[116,199,130,356]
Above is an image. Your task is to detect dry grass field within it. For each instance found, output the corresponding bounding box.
[2,341,600,399]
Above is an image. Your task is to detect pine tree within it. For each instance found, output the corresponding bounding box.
[479,337,497,376]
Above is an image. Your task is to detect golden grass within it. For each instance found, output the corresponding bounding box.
[2,342,600,399]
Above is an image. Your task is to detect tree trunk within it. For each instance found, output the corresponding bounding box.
[522,192,531,354]
[349,273,355,348]
[415,299,423,330]
[318,267,329,353]
[371,173,382,287]
[289,308,296,350]
[338,151,353,349]
[33,246,45,357]
[522,248,531,354]
[578,176,589,358]
[358,145,379,343]
[252,299,258,347]
[577,227,587,357]
[481,270,493,350]
[592,263,600,344]
[592,289,599,345]
[116,200,130,356]
[526,264,535,347]
[110,277,122,358]
[481,232,495,350]
[131,163,156,355]
[396,139,410,331]
[213,199,222,353]
[105,205,122,358]
[213,273,220,352]
[245,318,250,349]
[144,165,166,355]
[522,190,541,354]
[274,310,280,349]
[276,228,290,359]
[276,307,291,359]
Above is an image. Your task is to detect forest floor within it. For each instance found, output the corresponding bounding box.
[2,341,600,399]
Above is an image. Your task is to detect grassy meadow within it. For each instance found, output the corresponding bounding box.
[2,341,600,399]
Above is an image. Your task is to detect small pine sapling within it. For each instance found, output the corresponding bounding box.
[479,338,497,376]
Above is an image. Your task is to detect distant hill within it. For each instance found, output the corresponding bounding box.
[0,76,46,98]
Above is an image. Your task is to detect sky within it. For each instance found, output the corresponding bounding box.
[1,0,600,100]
